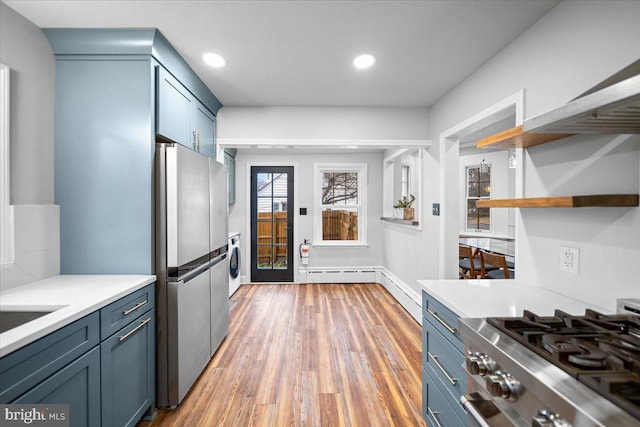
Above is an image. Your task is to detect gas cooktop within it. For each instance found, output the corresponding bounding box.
[487,309,640,419]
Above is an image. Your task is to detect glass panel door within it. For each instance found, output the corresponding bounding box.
[250,166,294,282]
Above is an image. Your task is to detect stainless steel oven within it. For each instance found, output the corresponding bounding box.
[459,310,640,427]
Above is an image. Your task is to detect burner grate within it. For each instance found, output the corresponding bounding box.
[486,309,640,419]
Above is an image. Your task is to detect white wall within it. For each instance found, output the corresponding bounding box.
[384,0,640,310]
[218,106,430,140]
[231,150,384,281]
[0,3,59,291]
[517,134,639,309]
[219,106,430,281]
[384,1,640,309]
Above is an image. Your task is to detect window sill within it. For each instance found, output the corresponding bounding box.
[380,217,420,227]
[312,241,369,248]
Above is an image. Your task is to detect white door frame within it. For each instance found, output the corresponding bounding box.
[438,90,525,279]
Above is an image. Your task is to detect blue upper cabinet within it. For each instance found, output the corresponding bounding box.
[157,65,217,158]
[157,66,194,147]
[44,28,222,274]
[194,99,217,158]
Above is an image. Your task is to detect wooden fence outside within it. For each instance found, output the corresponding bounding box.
[322,210,358,241]
[257,210,358,265]
[257,212,288,265]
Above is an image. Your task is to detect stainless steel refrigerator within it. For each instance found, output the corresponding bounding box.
[155,143,229,408]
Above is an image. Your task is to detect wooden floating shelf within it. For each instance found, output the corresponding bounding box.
[476,125,574,150]
[476,194,639,208]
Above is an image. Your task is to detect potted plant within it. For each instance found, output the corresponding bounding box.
[393,194,416,220]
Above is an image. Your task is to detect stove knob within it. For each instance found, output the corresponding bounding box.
[532,410,572,427]
[466,352,496,376]
[485,370,521,401]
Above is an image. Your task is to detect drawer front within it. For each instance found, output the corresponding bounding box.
[100,284,155,340]
[12,346,101,427]
[422,318,467,396]
[423,368,466,427]
[422,291,463,352]
[0,312,100,403]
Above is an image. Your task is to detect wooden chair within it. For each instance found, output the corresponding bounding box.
[459,245,480,279]
[480,250,515,279]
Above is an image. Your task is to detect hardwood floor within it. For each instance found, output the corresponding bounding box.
[141,283,426,427]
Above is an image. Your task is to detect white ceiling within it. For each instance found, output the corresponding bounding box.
[5,0,560,108]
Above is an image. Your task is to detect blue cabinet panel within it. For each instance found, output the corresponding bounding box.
[12,347,101,427]
[422,291,464,352]
[100,284,155,340]
[422,290,467,426]
[194,100,216,159]
[0,313,99,403]
[423,368,466,427]
[223,151,236,204]
[101,310,155,427]
[157,66,193,147]
[54,58,154,274]
[422,318,467,395]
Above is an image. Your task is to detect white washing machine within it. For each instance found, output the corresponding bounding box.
[228,232,241,296]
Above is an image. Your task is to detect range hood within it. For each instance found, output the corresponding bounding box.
[523,60,640,134]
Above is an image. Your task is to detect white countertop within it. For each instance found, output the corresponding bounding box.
[0,275,156,357]
[228,231,240,239]
[417,279,611,318]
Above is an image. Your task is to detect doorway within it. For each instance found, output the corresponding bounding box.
[439,90,524,278]
[250,166,294,282]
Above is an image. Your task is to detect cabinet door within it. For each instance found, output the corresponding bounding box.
[224,152,236,204]
[101,310,155,427]
[12,347,101,427]
[157,66,193,147]
[194,100,216,159]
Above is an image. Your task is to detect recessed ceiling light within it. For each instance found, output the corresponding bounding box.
[353,54,376,70]
[203,52,227,68]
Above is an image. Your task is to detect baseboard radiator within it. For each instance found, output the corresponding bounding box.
[298,267,422,324]
[299,268,377,284]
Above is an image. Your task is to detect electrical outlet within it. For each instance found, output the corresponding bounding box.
[560,246,579,274]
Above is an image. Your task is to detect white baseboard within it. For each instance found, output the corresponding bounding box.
[299,267,377,284]
[377,268,422,324]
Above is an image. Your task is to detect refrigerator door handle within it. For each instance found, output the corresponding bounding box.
[210,252,227,268]
[171,260,213,285]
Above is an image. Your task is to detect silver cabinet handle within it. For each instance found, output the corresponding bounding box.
[119,317,151,342]
[427,308,457,334]
[428,407,444,427]
[428,352,458,385]
[122,300,148,316]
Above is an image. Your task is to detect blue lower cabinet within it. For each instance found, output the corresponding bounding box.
[101,310,155,427]
[0,284,156,427]
[0,313,99,403]
[422,290,467,426]
[13,347,101,427]
[423,368,465,427]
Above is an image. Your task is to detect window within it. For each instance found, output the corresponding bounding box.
[0,63,13,266]
[466,165,491,231]
[314,163,367,245]
[401,164,410,198]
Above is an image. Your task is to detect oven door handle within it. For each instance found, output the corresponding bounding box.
[460,394,492,427]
